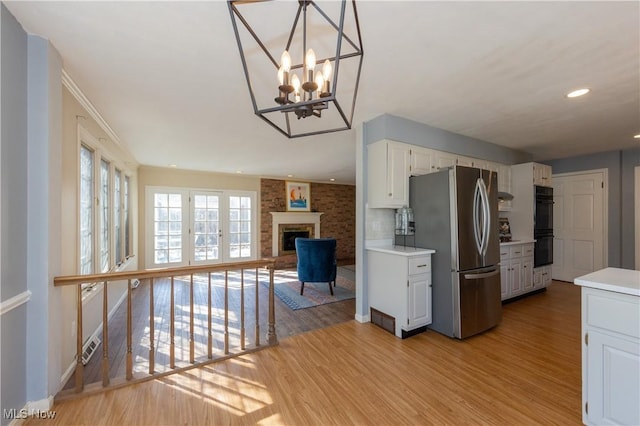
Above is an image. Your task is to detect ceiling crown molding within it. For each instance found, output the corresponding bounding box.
[61,69,121,145]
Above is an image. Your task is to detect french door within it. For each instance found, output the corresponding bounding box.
[146,187,256,268]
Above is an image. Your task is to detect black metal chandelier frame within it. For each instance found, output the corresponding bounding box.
[228,0,364,138]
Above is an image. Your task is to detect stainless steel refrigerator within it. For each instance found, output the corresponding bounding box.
[410,165,502,339]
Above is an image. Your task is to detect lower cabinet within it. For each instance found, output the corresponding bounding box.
[367,248,433,338]
[500,242,535,301]
[533,265,552,290]
[581,287,639,425]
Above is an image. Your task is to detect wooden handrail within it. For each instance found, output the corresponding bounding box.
[53,259,276,286]
[55,258,277,400]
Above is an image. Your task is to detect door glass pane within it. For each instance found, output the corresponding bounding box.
[228,195,251,259]
[153,192,183,264]
[193,193,220,262]
[124,176,130,257]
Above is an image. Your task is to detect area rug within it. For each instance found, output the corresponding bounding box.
[266,269,355,310]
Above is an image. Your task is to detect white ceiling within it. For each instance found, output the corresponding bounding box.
[5,1,639,184]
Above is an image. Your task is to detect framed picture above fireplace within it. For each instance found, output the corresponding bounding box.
[286,181,310,212]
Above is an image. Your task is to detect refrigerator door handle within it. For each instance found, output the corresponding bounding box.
[464,269,500,280]
[473,179,483,255]
[480,177,491,257]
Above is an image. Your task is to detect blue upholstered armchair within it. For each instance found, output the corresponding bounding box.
[295,237,337,295]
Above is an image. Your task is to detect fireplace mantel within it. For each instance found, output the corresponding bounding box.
[271,212,323,256]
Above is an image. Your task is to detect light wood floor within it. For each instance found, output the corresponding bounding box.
[35,280,582,425]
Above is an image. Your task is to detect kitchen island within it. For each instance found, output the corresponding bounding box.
[574,267,640,426]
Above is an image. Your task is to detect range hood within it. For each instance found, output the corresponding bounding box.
[498,191,514,202]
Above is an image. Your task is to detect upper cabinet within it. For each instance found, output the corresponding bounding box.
[409,146,435,176]
[533,163,553,187]
[367,140,518,209]
[368,140,411,208]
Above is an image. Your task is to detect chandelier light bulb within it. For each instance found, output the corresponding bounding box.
[291,73,300,92]
[322,59,332,80]
[306,49,316,70]
[281,50,291,72]
[277,66,284,85]
[315,73,324,95]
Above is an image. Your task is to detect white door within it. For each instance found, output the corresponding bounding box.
[552,171,606,282]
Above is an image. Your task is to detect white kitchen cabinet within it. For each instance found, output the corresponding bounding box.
[500,242,535,301]
[533,163,553,187]
[367,247,434,338]
[367,140,410,208]
[409,146,435,176]
[456,155,475,167]
[533,265,552,290]
[497,164,512,211]
[574,269,640,426]
[433,151,458,171]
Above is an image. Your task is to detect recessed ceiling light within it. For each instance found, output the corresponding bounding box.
[634,134,640,139]
[168,164,177,168]
[566,88,590,98]
[236,170,243,174]
[329,178,335,182]
[287,174,293,178]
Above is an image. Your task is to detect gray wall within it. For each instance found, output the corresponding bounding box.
[363,114,532,164]
[544,147,640,269]
[1,3,29,422]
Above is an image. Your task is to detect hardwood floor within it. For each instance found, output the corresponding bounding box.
[42,280,582,425]
[64,267,356,389]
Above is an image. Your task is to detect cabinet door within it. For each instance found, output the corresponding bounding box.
[500,263,509,300]
[407,273,430,328]
[498,164,511,193]
[542,266,552,287]
[410,146,434,176]
[387,142,410,206]
[457,155,475,167]
[509,260,523,296]
[522,257,534,291]
[434,151,457,171]
[586,330,640,426]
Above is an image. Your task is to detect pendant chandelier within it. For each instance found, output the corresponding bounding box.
[228,0,364,138]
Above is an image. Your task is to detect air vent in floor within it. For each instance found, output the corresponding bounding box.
[81,335,101,365]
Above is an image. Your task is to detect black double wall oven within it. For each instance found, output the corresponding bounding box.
[534,186,553,267]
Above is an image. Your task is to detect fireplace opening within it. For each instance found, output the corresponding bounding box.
[279,224,315,255]
[283,230,310,252]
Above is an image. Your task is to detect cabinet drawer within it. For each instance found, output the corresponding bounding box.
[509,245,523,258]
[523,244,534,257]
[585,289,640,339]
[408,256,430,275]
[500,248,509,262]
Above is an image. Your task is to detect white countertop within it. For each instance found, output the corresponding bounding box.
[500,239,536,246]
[366,245,436,257]
[574,267,640,297]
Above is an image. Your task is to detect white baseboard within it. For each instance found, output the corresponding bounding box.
[355,313,370,323]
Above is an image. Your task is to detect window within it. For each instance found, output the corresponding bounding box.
[124,175,131,257]
[114,169,122,264]
[146,187,256,267]
[78,126,132,281]
[100,159,110,272]
[79,145,94,276]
